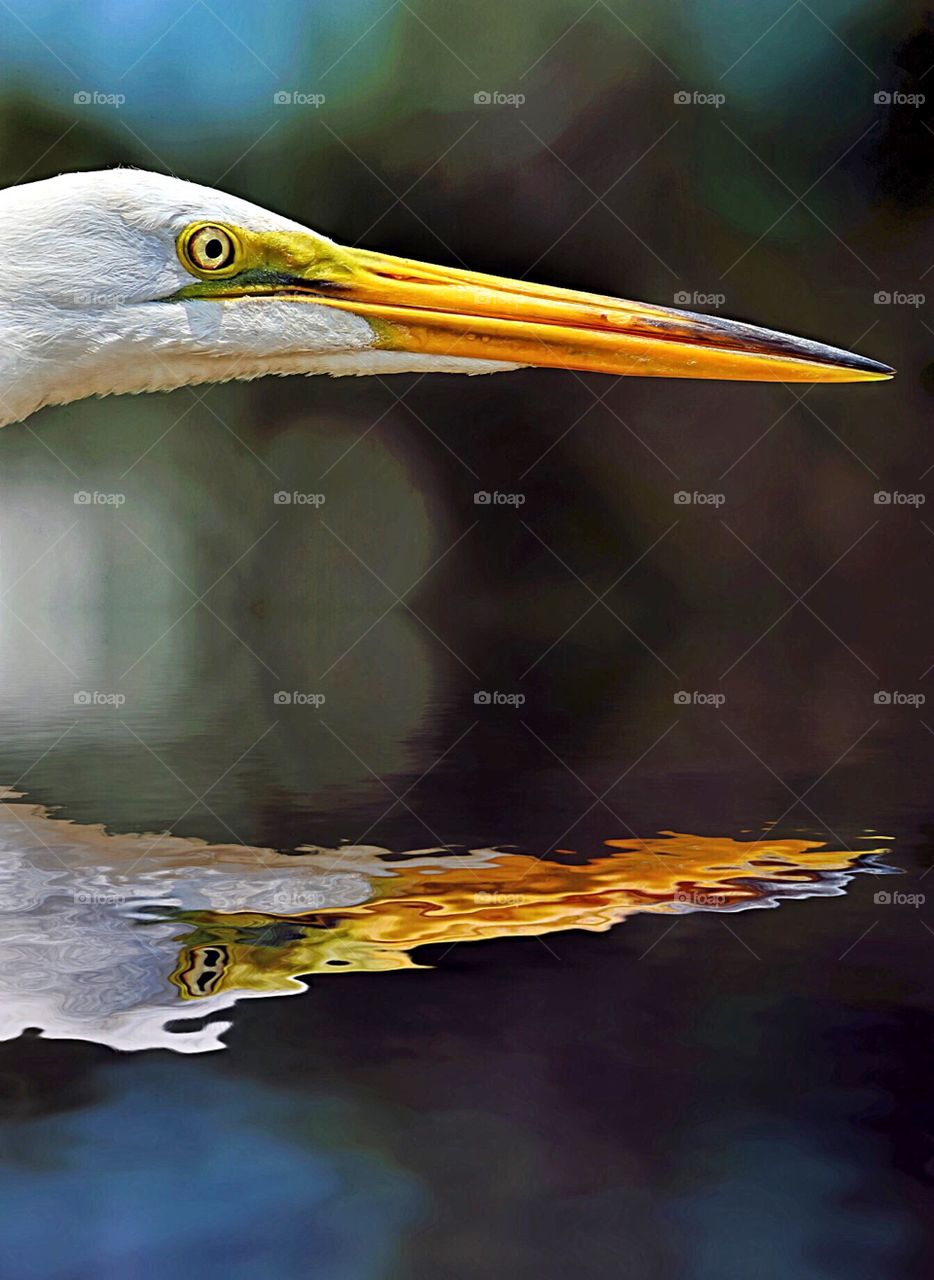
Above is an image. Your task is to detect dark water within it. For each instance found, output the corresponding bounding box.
[0,373,931,1277]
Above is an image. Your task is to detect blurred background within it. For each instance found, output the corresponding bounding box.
[0,3,932,1277]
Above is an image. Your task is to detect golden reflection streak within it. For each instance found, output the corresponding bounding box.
[171,833,882,998]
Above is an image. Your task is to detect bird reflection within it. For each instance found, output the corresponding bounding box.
[0,791,891,1052]
[169,833,890,994]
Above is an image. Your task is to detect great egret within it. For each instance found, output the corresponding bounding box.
[0,168,892,429]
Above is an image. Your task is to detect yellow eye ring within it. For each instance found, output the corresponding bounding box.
[178,223,241,275]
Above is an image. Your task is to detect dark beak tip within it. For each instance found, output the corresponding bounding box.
[653,301,894,381]
[838,353,895,378]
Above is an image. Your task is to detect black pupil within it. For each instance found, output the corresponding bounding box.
[205,237,224,260]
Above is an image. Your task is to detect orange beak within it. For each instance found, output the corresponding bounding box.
[311,247,894,383]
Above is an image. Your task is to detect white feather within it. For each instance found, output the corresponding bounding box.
[0,168,517,428]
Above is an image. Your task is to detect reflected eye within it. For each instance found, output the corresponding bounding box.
[180,224,238,273]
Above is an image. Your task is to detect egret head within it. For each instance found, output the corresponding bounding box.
[0,167,892,428]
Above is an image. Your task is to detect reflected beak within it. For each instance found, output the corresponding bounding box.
[311,247,894,383]
[181,229,894,383]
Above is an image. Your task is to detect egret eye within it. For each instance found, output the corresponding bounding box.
[181,224,237,273]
